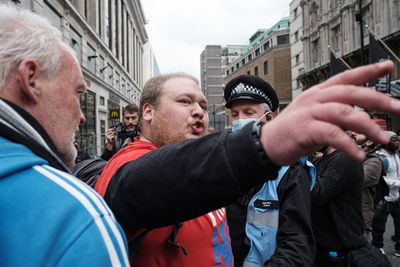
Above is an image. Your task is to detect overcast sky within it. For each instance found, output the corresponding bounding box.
[141,0,291,80]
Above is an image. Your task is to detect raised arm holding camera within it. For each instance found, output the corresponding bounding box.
[101,104,139,160]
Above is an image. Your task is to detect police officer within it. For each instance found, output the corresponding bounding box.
[224,75,316,266]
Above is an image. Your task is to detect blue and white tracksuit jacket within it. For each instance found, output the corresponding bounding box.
[0,99,129,266]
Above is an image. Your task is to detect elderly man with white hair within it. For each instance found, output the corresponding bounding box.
[0,5,128,266]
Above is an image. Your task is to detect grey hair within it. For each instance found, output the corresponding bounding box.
[259,103,271,113]
[0,4,65,88]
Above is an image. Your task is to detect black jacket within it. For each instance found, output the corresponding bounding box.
[311,150,366,253]
[103,123,280,233]
[227,163,315,266]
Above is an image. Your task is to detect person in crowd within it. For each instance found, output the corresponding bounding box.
[1,3,400,267]
[96,59,399,266]
[362,139,386,243]
[73,140,90,163]
[372,131,400,256]
[224,75,315,266]
[311,144,366,267]
[0,5,128,266]
[95,73,235,266]
[101,103,139,160]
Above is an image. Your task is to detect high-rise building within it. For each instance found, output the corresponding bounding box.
[290,0,305,99]
[224,18,292,129]
[200,45,245,131]
[2,0,158,156]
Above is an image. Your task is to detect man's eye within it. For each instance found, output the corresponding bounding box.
[179,99,191,104]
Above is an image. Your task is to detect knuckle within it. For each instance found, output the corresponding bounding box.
[337,104,353,117]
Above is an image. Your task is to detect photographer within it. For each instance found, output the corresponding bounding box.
[101,104,139,160]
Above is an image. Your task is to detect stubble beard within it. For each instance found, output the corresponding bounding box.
[58,129,78,166]
[150,115,187,147]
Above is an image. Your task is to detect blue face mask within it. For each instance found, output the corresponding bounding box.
[232,118,257,132]
[231,113,269,132]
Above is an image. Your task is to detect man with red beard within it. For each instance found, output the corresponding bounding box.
[94,73,233,266]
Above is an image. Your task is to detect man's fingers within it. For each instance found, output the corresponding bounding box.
[318,61,394,88]
[311,85,400,115]
[310,102,389,145]
[309,121,366,161]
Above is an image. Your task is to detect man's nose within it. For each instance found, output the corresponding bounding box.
[80,112,86,125]
[192,103,205,118]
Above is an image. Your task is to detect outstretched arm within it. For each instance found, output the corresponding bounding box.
[261,61,399,165]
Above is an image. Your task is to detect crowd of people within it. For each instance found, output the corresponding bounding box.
[2,4,400,266]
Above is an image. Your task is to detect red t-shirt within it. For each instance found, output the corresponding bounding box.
[95,137,234,267]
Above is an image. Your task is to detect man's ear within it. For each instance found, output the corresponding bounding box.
[266,111,274,121]
[17,59,41,104]
[142,103,154,123]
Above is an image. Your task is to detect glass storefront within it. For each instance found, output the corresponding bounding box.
[77,90,96,157]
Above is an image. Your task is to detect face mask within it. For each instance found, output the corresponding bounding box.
[232,118,257,132]
[232,113,269,132]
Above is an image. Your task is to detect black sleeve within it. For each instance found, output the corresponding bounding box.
[266,164,315,266]
[311,152,362,205]
[100,146,114,161]
[104,123,279,233]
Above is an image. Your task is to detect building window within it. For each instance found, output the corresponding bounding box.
[247,71,251,75]
[362,4,371,36]
[115,71,120,92]
[100,120,106,151]
[263,61,268,75]
[242,58,245,65]
[121,78,126,95]
[114,0,120,57]
[295,31,299,41]
[98,0,102,35]
[312,39,319,65]
[231,67,234,72]
[43,2,61,30]
[248,54,252,61]
[105,0,112,49]
[87,44,96,73]
[294,7,298,17]
[295,54,300,64]
[263,41,270,51]
[227,70,229,75]
[78,90,96,156]
[255,48,260,57]
[100,96,105,106]
[99,56,105,80]
[69,27,81,63]
[277,34,289,45]
[107,64,113,86]
[332,25,341,51]
[254,66,258,77]
[311,2,318,25]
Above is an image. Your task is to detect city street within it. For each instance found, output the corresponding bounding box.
[384,216,400,266]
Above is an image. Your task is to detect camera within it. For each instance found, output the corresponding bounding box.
[113,122,138,151]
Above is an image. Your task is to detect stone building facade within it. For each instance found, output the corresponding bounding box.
[298,0,400,88]
[290,0,305,99]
